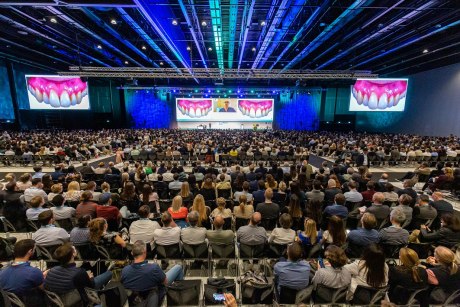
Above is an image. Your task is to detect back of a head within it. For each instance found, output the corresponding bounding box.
[31,178,42,186]
[188,211,199,227]
[327,179,336,189]
[434,246,458,275]
[132,240,147,258]
[362,243,386,288]
[334,193,346,206]
[441,213,460,232]
[287,242,302,262]
[390,208,406,225]
[77,215,91,228]
[38,210,53,226]
[367,181,375,190]
[418,194,430,204]
[348,181,357,190]
[372,192,385,204]
[250,212,261,226]
[161,211,172,226]
[313,180,322,190]
[51,194,65,207]
[138,205,150,218]
[279,213,292,229]
[399,194,413,206]
[80,190,93,202]
[325,245,348,268]
[257,180,265,190]
[53,243,74,265]
[14,239,35,258]
[361,212,377,230]
[213,215,224,229]
[30,196,43,208]
[5,181,17,192]
[264,188,273,200]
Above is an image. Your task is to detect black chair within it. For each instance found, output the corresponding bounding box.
[54,218,74,232]
[267,243,287,258]
[351,285,389,305]
[381,243,405,258]
[155,243,182,259]
[74,243,99,261]
[235,217,250,231]
[445,288,460,305]
[26,219,40,231]
[260,218,277,231]
[182,242,209,259]
[210,242,235,258]
[407,242,432,259]
[239,243,265,258]
[35,244,62,261]
[217,189,232,199]
[389,285,430,306]
[222,217,232,230]
[277,285,304,304]
[99,283,129,307]
[1,290,26,307]
[166,280,201,306]
[0,216,16,232]
[313,284,348,304]
[169,189,181,198]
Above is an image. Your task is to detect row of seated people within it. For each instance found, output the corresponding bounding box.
[1,210,459,306]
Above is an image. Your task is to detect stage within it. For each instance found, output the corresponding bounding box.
[177,121,273,130]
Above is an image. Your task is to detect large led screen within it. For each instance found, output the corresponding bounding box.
[349,78,408,112]
[176,98,274,122]
[25,75,90,110]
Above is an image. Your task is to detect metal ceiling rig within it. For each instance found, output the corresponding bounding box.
[60,66,378,79]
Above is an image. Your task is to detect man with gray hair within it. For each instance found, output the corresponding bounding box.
[121,241,184,303]
[379,208,409,245]
[152,211,180,246]
[206,215,234,244]
[237,212,267,245]
[181,211,207,245]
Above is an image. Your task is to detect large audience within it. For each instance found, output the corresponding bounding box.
[0,129,459,306]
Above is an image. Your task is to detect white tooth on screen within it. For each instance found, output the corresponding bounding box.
[352,87,357,99]
[35,89,43,102]
[241,107,246,115]
[60,91,71,107]
[368,92,378,109]
[388,95,394,107]
[49,90,60,107]
[249,108,256,118]
[255,108,262,118]
[76,91,82,104]
[357,91,363,105]
[190,108,196,117]
[394,94,400,106]
[363,94,369,106]
[70,93,77,105]
[43,92,49,104]
[82,88,88,97]
[196,108,202,117]
[28,85,35,96]
[400,91,406,98]
[378,93,387,109]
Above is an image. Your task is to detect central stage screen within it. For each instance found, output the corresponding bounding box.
[349,78,408,112]
[25,75,90,110]
[176,98,274,122]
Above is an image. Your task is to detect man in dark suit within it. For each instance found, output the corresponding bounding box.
[356,148,370,168]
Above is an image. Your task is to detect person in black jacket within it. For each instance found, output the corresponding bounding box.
[419,213,460,248]
[44,243,112,304]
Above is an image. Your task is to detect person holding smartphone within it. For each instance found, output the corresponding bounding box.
[311,245,351,289]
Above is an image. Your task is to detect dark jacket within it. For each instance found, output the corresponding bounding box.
[420,227,460,248]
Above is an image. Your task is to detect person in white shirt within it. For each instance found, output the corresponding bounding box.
[129,205,161,245]
[181,211,207,245]
[23,178,48,203]
[268,213,296,245]
[50,194,75,220]
[152,211,180,246]
[32,210,70,246]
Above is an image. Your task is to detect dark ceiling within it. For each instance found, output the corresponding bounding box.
[0,0,459,86]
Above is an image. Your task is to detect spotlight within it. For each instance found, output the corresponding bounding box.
[110,19,117,25]
[124,61,129,64]
[187,46,191,51]
[260,20,266,26]
[252,47,256,52]
[50,17,57,23]
[172,19,178,26]
[201,21,207,27]
[208,47,213,51]
[141,45,147,50]
[160,61,164,65]
[97,44,102,49]
[423,49,428,53]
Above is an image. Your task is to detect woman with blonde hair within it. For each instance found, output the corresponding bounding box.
[120,172,130,188]
[115,147,124,164]
[191,194,210,227]
[101,182,111,193]
[233,194,254,219]
[298,218,322,247]
[388,247,428,304]
[210,197,232,218]
[429,167,455,192]
[64,181,81,202]
[16,173,32,191]
[168,195,188,220]
[48,183,63,201]
[425,246,460,295]
[88,218,126,257]
[2,173,15,190]
[180,182,193,204]
[265,174,278,189]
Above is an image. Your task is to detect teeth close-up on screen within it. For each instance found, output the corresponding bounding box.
[177,99,213,118]
[238,99,273,118]
[352,79,407,110]
[27,77,88,108]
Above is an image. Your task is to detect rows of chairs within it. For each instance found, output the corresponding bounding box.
[0,154,67,167]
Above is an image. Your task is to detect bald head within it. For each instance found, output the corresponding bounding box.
[213,215,224,229]
[250,212,261,226]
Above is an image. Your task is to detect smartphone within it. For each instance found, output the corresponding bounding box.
[213,293,225,302]
[318,257,325,268]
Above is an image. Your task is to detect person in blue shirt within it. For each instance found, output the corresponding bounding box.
[274,242,311,295]
[323,193,348,219]
[0,239,45,307]
[121,240,184,304]
[347,212,380,257]
[219,100,236,112]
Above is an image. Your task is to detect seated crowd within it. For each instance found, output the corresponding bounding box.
[0,129,459,306]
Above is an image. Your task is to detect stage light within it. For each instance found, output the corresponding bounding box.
[207,89,211,93]
[228,90,232,93]
[216,90,220,93]
[260,21,266,26]
[239,94,243,98]
[142,45,147,50]
[172,19,178,26]
[338,121,341,124]
[188,94,192,97]
[252,47,256,52]
[124,61,129,64]
[187,46,191,51]
[348,121,351,124]
[208,47,213,51]
[50,17,57,23]
[423,49,428,53]
[194,89,199,93]
[110,19,117,25]
[326,122,329,124]
[224,94,227,97]
[250,90,255,93]
[173,89,177,93]
[160,61,164,65]
[97,44,102,49]
[201,21,207,27]
[237,89,241,94]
